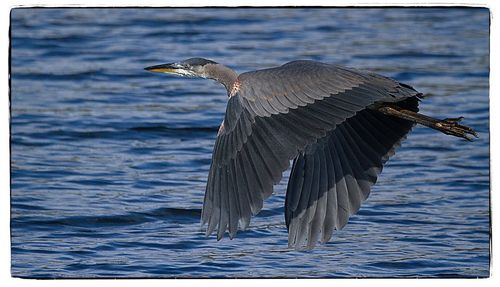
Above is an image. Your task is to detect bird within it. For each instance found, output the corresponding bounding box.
[145,58,477,250]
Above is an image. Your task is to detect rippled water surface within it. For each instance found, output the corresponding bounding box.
[10,8,490,278]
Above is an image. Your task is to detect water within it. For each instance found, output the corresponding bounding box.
[10,8,490,278]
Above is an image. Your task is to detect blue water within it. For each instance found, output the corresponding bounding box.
[10,8,490,278]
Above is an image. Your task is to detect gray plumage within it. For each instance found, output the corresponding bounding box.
[145,58,476,250]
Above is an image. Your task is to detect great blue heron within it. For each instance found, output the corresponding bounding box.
[145,58,476,250]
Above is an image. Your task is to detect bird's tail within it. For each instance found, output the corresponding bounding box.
[377,105,478,141]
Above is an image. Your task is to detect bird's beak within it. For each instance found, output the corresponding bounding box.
[144,63,180,73]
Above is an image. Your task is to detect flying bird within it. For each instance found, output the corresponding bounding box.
[145,58,476,250]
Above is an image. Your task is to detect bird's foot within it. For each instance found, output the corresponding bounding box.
[435,117,478,141]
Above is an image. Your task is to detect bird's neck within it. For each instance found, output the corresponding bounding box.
[205,64,238,96]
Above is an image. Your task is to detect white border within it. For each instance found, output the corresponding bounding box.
[2,1,496,287]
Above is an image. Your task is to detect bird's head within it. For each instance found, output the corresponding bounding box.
[144,57,218,78]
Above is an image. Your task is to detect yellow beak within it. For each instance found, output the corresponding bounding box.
[144,63,178,73]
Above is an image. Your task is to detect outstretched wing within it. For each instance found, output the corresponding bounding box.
[286,97,419,250]
[202,60,419,242]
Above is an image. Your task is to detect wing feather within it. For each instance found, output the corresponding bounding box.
[217,165,228,240]
[336,138,363,214]
[285,153,306,224]
[321,146,337,243]
[330,139,351,229]
[227,164,239,239]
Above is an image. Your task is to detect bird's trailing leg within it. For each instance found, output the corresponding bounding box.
[377,104,478,141]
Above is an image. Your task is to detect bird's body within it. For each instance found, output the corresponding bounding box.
[145,58,476,250]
